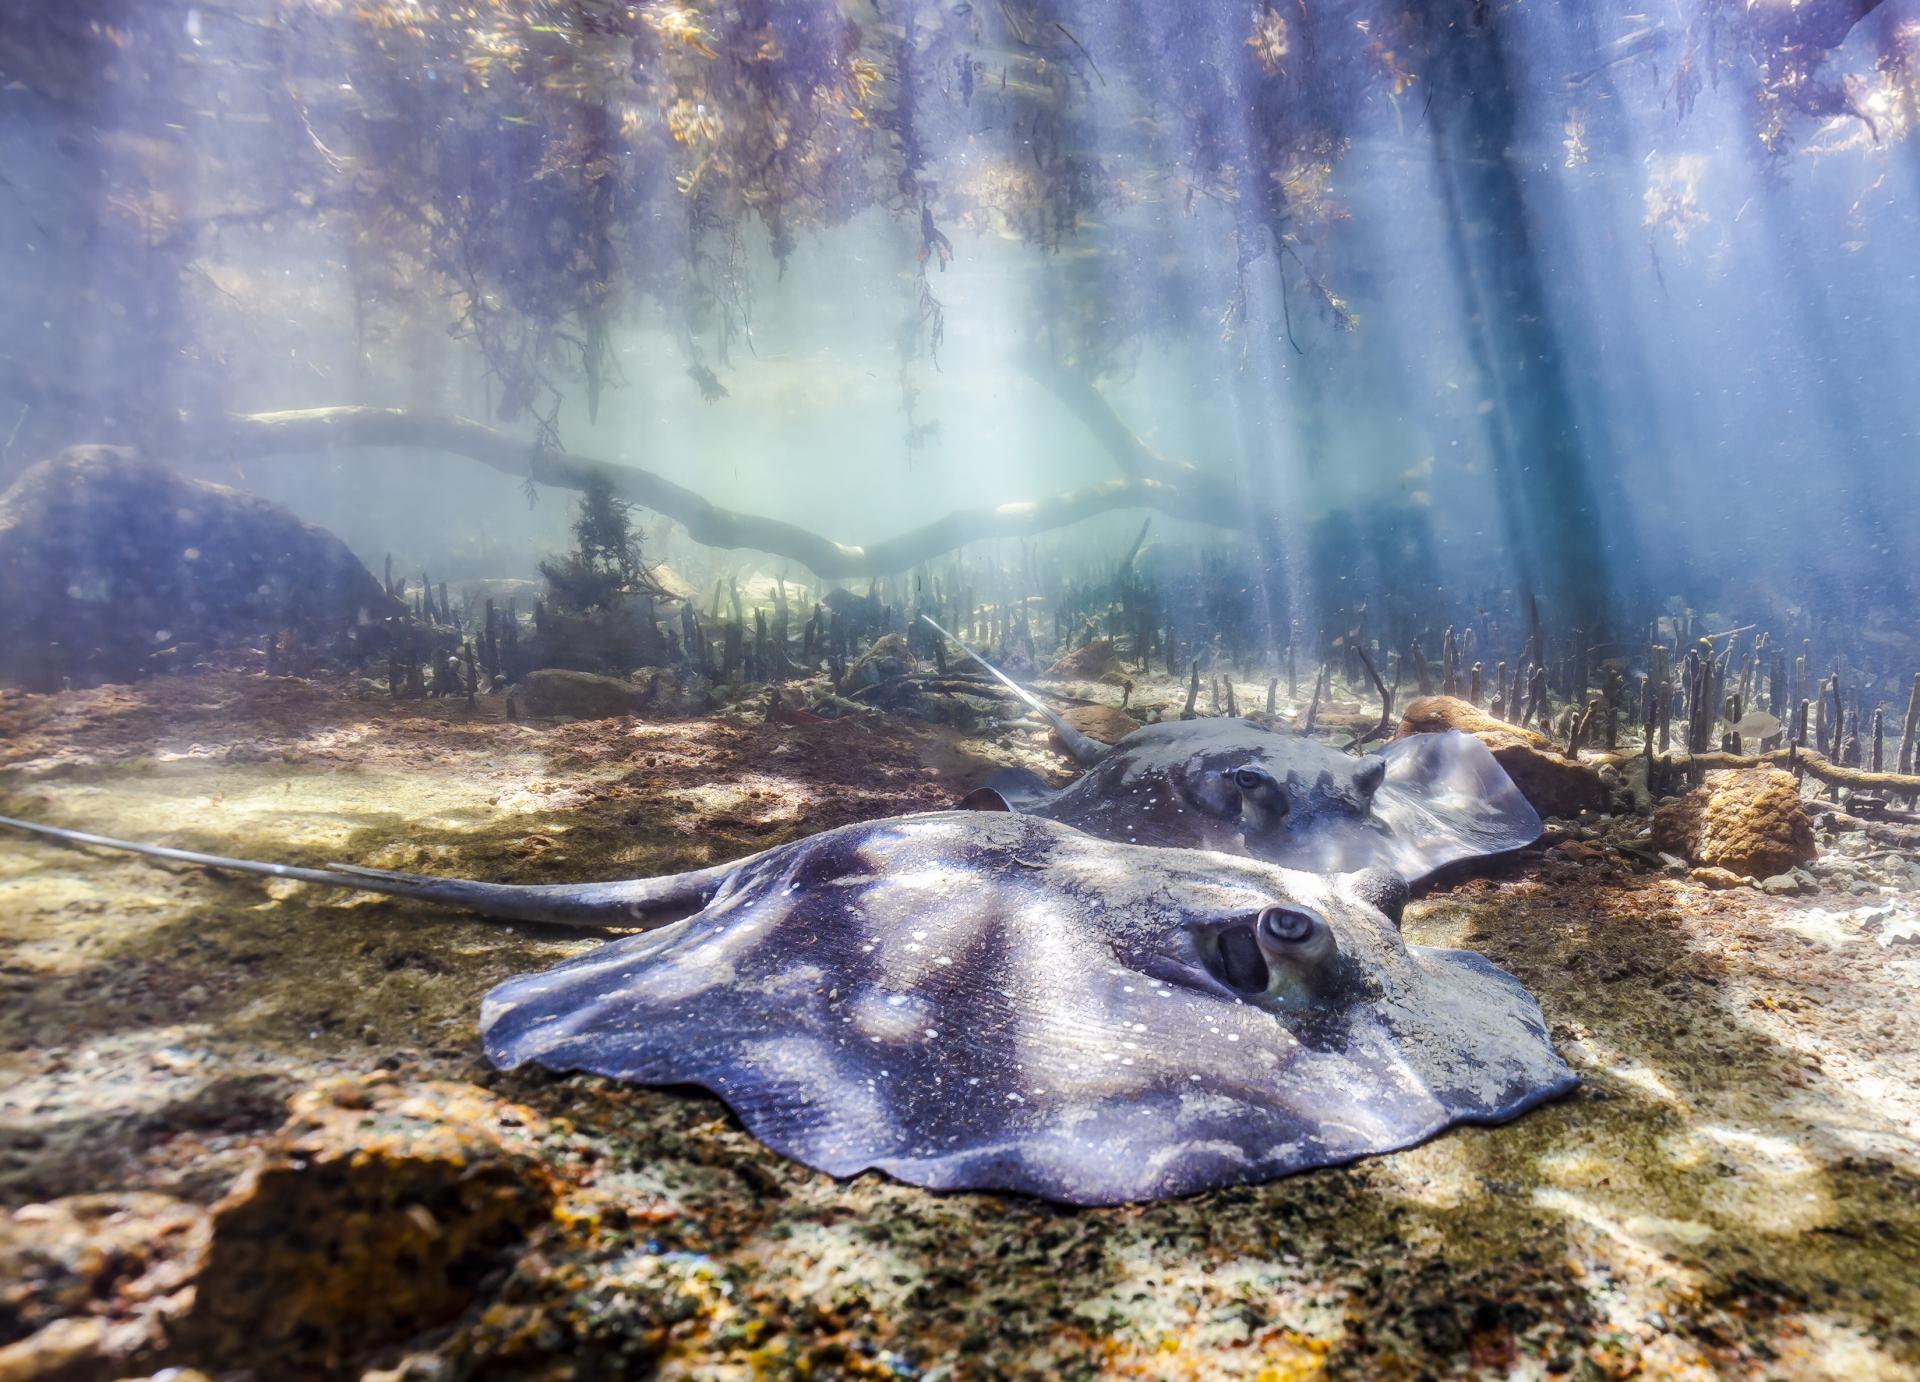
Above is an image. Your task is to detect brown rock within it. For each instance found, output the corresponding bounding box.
[512,667,649,720]
[1050,703,1141,754]
[1653,767,1817,878]
[1045,641,1122,679]
[1690,865,1749,890]
[0,1315,109,1382]
[0,1191,205,1330]
[174,1075,558,1372]
[1554,839,1603,862]
[0,1193,208,1381]
[1396,695,1606,818]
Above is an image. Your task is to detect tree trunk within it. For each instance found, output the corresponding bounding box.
[210,406,1235,579]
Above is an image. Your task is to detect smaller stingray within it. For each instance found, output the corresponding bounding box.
[926,618,1541,883]
[1,809,1575,1205]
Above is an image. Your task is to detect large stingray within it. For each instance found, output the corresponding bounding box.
[0,809,1574,1205]
[926,618,1541,882]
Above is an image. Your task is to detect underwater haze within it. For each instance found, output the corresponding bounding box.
[2,0,1917,650]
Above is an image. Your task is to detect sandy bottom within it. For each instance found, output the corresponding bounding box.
[0,669,1915,1380]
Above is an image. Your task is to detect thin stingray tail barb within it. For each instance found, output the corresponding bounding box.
[0,813,738,930]
[919,615,1106,765]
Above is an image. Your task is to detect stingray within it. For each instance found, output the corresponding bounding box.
[0,808,1574,1205]
[926,617,1542,882]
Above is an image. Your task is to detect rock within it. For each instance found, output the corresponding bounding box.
[1690,866,1750,890]
[1051,703,1141,754]
[174,1075,558,1372]
[1651,767,1818,878]
[1554,839,1603,862]
[839,633,916,693]
[0,1315,108,1382]
[1612,756,1654,814]
[512,667,652,720]
[1395,695,1607,818]
[1858,903,1920,948]
[523,599,670,677]
[898,691,979,729]
[1045,641,1122,679]
[0,446,403,691]
[1760,873,1803,896]
[822,587,886,637]
[0,1192,208,1380]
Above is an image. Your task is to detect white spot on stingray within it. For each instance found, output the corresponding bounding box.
[853,993,928,1044]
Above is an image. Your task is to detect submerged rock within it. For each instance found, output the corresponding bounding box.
[1051,702,1141,751]
[1690,865,1751,890]
[523,594,672,677]
[1652,767,1817,879]
[1395,695,1606,818]
[512,667,654,720]
[1045,640,1122,679]
[175,1075,558,1372]
[0,446,402,690]
[838,632,916,692]
[0,1193,207,1379]
[1760,869,1818,897]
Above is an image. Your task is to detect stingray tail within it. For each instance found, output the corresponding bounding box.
[919,615,1106,765]
[0,813,738,930]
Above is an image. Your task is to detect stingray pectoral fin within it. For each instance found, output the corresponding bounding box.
[975,766,1054,811]
[955,787,1012,812]
[919,615,1107,766]
[1408,946,1580,1121]
[1365,731,1543,879]
[0,812,735,930]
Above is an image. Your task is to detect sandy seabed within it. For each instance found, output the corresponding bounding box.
[0,667,1915,1381]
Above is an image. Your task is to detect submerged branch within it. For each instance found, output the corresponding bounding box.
[1658,747,1920,794]
[212,406,1237,578]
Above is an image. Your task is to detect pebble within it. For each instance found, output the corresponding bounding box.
[1690,866,1751,890]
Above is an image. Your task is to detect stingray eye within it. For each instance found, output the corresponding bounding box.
[1353,758,1386,796]
[1230,765,1288,809]
[1258,905,1316,945]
